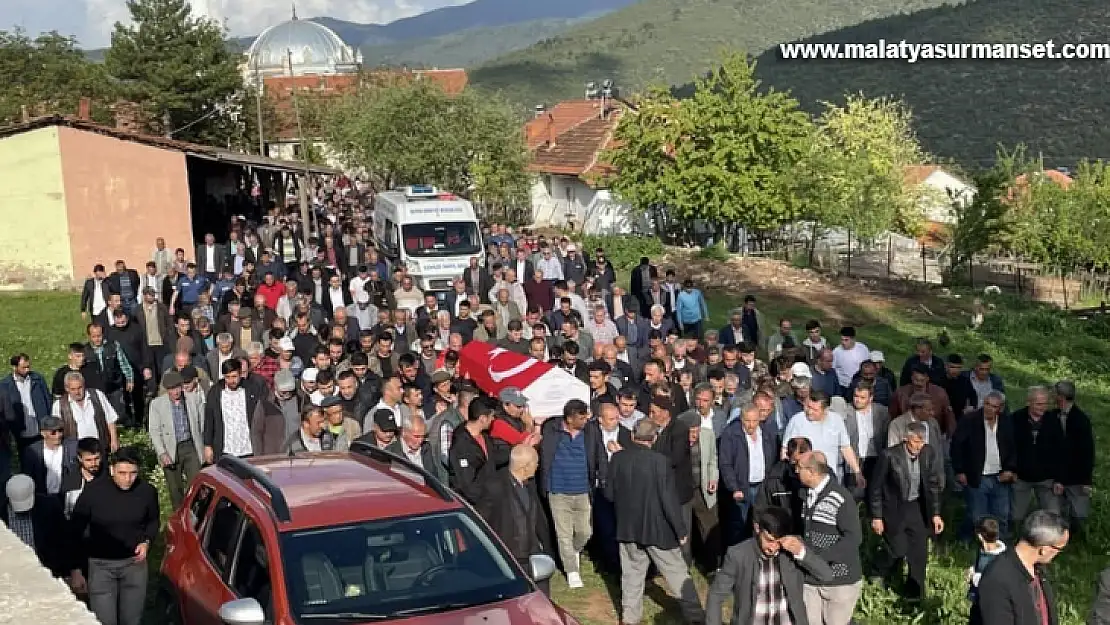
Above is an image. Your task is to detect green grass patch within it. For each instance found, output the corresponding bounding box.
[2,289,1105,625]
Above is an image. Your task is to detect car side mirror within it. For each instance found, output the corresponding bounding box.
[219,598,266,625]
[529,553,557,582]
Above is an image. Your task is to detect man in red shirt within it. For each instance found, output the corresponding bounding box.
[490,387,541,448]
[255,271,285,311]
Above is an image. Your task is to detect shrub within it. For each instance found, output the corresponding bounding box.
[696,242,731,262]
[576,234,664,271]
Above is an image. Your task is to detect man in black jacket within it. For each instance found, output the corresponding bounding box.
[483,445,554,596]
[1011,386,1065,528]
[648,395,696,564]
[951,390,1017,539]
[448,397,507,515]
[755,436,811,529]
[1050,380,1095,536]
[719,404,778,546]
[106,309,149,428]
[606,419,705,625]
[70,447,160,625]
[868,422,945,599]
[586,401,633,573]
[706,506,833,625]
[971,510,1068,625]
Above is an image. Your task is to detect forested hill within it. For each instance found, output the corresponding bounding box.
[753,0,1110,166]
[469,0,958,106]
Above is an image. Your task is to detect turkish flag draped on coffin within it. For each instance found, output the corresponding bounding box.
[456,341,589,419]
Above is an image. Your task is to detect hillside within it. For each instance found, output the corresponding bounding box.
[86,0,634,64]
[752,0,1110,166]
[468,0,957,107]
[361,17,593,69]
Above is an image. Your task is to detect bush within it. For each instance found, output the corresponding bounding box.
[696,242,731,262]
[576,234,664,271]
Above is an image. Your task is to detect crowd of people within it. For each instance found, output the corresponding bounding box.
[0,188,1104,625]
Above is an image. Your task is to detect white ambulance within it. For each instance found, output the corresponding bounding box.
[372,185,484,295]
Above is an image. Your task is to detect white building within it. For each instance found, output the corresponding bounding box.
[242,9,362,84]
[524,100,648,235]
[904,164,976,225]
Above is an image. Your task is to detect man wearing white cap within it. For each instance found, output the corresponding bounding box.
[348,289,377,331]
[6,472,71,578]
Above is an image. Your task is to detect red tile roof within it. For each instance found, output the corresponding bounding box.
[904,164,942,186]
[1007,169,1073,202]
[526,100,624,184]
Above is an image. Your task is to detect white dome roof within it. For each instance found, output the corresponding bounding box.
[246,15,361,75]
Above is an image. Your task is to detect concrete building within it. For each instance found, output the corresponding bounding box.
[0,116,335,289]
[523,99,647,234]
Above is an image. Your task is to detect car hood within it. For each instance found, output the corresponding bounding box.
[373,591,566,625]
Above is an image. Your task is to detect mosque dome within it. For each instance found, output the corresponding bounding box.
[246,11,362,76]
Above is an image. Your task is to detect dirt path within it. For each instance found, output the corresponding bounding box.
[659,249,971,322]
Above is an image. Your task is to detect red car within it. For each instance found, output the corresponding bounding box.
[160,442,578,625]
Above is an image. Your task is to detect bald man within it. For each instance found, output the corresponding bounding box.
[484,445,554,596]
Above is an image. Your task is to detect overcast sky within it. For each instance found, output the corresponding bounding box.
[1,0,470,48]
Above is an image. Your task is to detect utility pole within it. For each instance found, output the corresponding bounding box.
[287,47,313,236]
[254,58,265,156]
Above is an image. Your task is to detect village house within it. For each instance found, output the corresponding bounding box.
[523,99,647,234]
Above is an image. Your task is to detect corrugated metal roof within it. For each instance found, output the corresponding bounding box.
[0,115,338,175]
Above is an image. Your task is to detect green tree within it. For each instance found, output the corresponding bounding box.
[798,95,927,244]
[322,77,529,217]
[606,53,812,243]
[947,170,1011,285]
[105,0,243,144]
[603,85,684,239]
[0,30,112,123]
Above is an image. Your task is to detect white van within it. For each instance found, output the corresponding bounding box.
[372,185,484,295]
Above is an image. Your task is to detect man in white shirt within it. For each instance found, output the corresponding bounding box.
[781,392,864,484]
[22,416,75,497]
[51,371,120,453]
[366,376,404,432]
[831,326,870,395]
[204,361,255,462]
[843,382,890,498]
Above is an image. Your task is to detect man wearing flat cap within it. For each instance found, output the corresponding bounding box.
[148,370,204,507]
[491,387,540,458]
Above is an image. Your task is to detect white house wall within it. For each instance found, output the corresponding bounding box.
[918,170,976,224]
[529,174,647,234]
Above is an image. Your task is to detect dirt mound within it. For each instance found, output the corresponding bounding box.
[658,248,963,320]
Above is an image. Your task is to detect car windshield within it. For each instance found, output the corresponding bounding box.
[402,222,481,258]
[281,510,530,623]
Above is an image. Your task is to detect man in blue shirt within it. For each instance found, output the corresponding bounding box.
[171,263,210,316]
[674,279,709,340]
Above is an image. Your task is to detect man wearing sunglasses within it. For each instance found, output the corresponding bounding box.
[972,509,1069,625]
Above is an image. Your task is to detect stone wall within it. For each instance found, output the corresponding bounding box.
[0,523,99,625]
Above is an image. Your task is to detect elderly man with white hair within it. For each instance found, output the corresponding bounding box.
[206,333,245,382]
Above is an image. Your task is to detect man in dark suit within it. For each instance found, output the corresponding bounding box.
[604,287,637,321]
[509,247,534,290]
[20,416,78,498]
[647,395,696,564]
[606,419,705,625]
[706,506,833,625]
[842,381,891,499]
[196,232,228,281]
[719,403,778,546]
[483,444,554,596]
[385,414,446,483]
[586,401,634,572]
[1050,379,1095,537]
[614,307,650,350]
[868,421,945,599]
[202,359,275,462]
[80,264,112,321]
[952,390,1017,539]
[629,256,658,317]
[108,260,142,315]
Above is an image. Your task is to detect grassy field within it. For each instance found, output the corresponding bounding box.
[1,282,1106,625]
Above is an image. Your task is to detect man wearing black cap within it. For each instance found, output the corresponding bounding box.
[148,371,203,507]
[21,415,78,505]
[356,408,400,450]
[320,394,358,450]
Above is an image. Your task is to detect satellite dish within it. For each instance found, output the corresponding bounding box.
[602,79,613,89]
